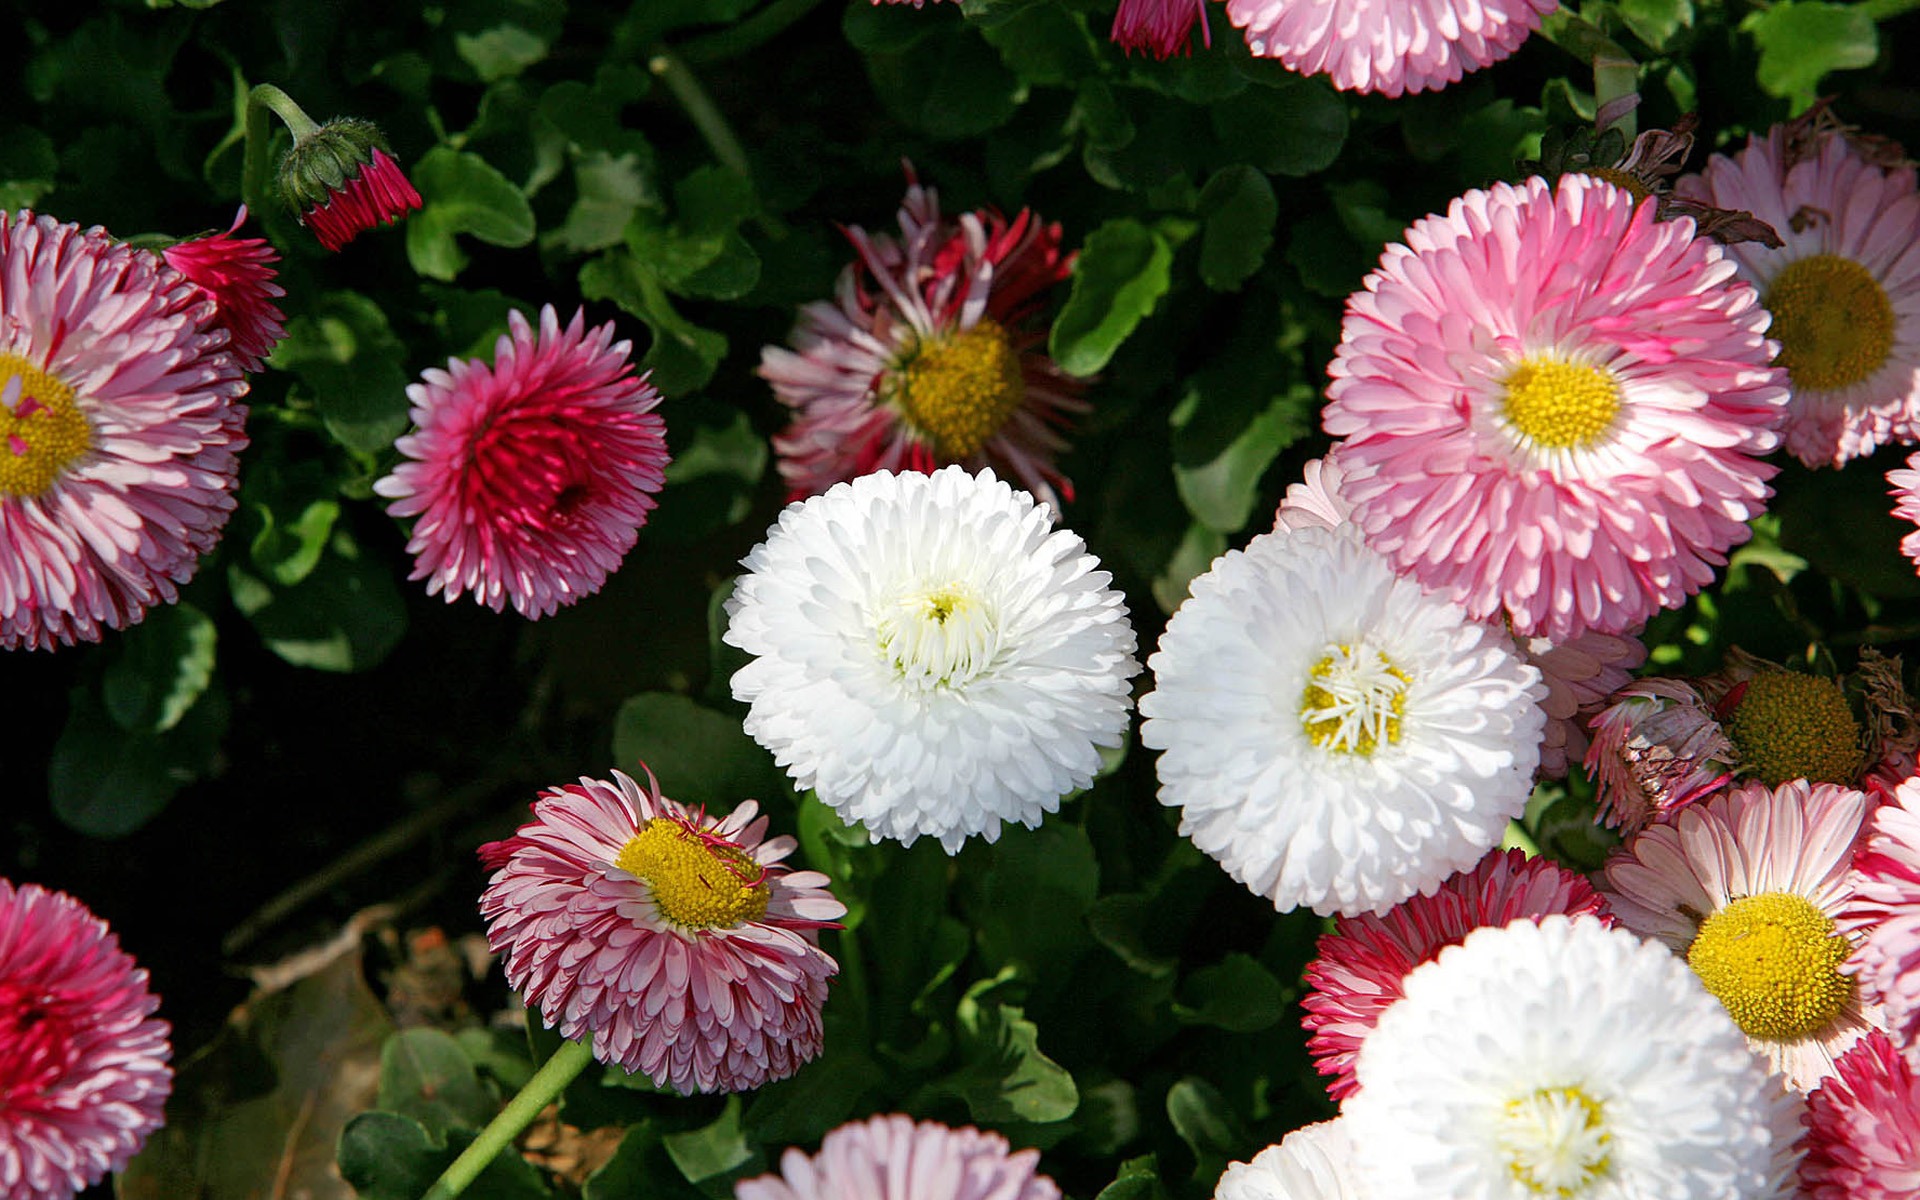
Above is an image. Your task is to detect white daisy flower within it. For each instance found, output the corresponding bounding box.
[723,466,1139,852]
[1215,1120,1367,1200]
[1139,524,1545,917]
[1344,916,1801,1200]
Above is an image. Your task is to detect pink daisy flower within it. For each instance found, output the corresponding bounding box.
[1112,0,1209,58]
[1676,123,1920,466]
[1893,453,1920,572]
[0,880,172,1200]
[162,206,287,374]
[759,167,1086,512]
[0,211,249,651]
[1843,775,1920,1051]
[1800,1030,1920,1199]
[734,1114,1060,1200]
[1586,677,1737,832]
[1225,0,1556,98]
[1602,779,1884,1091]
[1324,174,1788,643]
[1272,452,1355,534]
[478,767,845,1093]
[373,305,668,619]
[1301,847,1612,1100]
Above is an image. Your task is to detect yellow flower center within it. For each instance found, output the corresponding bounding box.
[1686,892,1853,1042]
[614,818,771,931]
[875,582,997,690]
[1501,359,1621,451]
[0,353,90,498]
[1301,643,1409,756]
[1725,671,1860,787]
[1764,254,1895,392]
[889,319,1025,459]
[1499,1085,1613,1197]
[1580,167,1653,204]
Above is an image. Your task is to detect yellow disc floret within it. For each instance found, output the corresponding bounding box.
[0,354,90,498]
[1498,1085,1613,1197]
[1726,671,1860,787]
[615,818,771,931]
[1301,643,1410,756]
[889,319,1026,459]
[1501,358,1622,451]
[1686,892,1853,1042]
[1764,254,1896,392]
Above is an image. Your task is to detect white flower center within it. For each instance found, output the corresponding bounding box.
[1498,1085,1612,1196]
[875,581,998,689]
[1300,642,1409,756]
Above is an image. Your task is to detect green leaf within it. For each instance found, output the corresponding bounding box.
[965,822,1099,979]
[1173,954,1285,1032]
[742,1047,887,1147]
[1166,1076,1245,1180]
[336,1112,448,1200]
[663,1095,758,1183]
[1152,522,1227,614]
[49,681,228,837]
[406,146,537,281]
[455,25,550,81]
[610,692,788,810]
[229,529,407,673]
[981,3,1099,85]
[867,28,1022,139]
[579,250,728,395]
[953,986,1080,1125]
[549,150,653,253]
[1049,219,1172,376]
[1746,2,1878,103]
[102,602,217,733]
[1197,165,1277,292]
[650,405,768,542]
[625,167,763,301]
[843,0,951,53]
[377,1029,495,1140]
[585,1125,707,1200]
[1209,81,1348,176]
[1097,1155,1171,1200]
[1088,893,1180,978]
[0,126,56,209]
[1618,0,1693,50]
[272,291,411,456]
[1172,382,1312,533]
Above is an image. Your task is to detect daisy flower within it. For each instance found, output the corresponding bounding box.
[1676,121,1920,466]
[161,206,286,372]
[1214,1120,1364,1200]
[275,116,423,252]
[735,1114,1060,1200]
[1602,779,1883,1091]
[1272,452,1354,534]
[0,880,173,1200]
[1585,678,1736,832]
[1112,0,1209,58]
[1843,775,1920,1051]
[1302,848,1612,1100]
[759,168,1085,511]
[1893,452,1920,572]
[1225,0,1556,98]
[477,767,845,1093]
[724,466,1138,852]
[1324,174,1788,644]
[1799,1030,1920,1200]
[0,211,249,651]
[1344,915,1798,1200]
[373,305,669,619]
[1138,524,1545,917]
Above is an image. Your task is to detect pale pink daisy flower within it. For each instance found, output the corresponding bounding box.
[162,207,286,374]
[1112,0,1210,58]
[1271,451,1354,533]
[1677,123,1920,466]
[1586,677,1737,832]
[1226,0,1556,98]
[1301,847,1611,1101]
[0,880,172,1200]
[759,168,1085,512]
[477,767,845,1093]
[735,1114,1060,1200]
[1842,775,1920,1051]
[0,211,249,651]
[374,305,668,619]
[1800,1030,1920,1199]
[1893,453,1920,572]
[1324,174,1788,644]
[1602,779,1884,1091]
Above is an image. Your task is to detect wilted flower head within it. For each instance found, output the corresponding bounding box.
[161,206,287,372]
[276,116,422,252]
[735,1114,1060,1200]
[1226,0,1555,97]
[1586,678,1737,832]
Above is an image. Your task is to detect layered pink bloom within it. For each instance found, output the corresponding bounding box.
[1586,677,1737,832]
[1226,0,1556,97]
[374,305,668,618]
[1272,452,1354,533]
[1112,0,1209,58]
[1800,1031,1920,1199]
[162,207,287,373]
[1522,628,1645,779]
[1676,124,1920,466]
[1301,848,1611,1100]
[735,1114,1060,1200]
[1325,175,1787,643]
[1843,776,1920,1051]
[0,880,172,1200]
[1893,453,1920,572]
[759,168,1085,511]
[478,768,845,1093]
[0,212,249,650]
[302,148,422,253]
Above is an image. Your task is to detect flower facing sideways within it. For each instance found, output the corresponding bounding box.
[161,206,287,372]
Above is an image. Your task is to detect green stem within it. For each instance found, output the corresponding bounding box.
[249,83,323,143]
[419,1038,595,1200]
[648,49,752,180]
[243,84,322,225]
[677,0,827,66]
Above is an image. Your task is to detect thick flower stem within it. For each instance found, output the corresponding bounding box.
[648,49,752,182]
[242,84,321,226]
[418,1037,595,1200]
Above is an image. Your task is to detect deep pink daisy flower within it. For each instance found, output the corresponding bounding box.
[373,305,668,619]
[759,167,1086,512]
[734,1114,1060,1200]
[1893,453,1920,572]
[1300,848,1611,1100]
[1676,124,1920,467]
[1586,677,1737,832]
[1843,775,1920,1051]
[301,148,422,253]
[162,206,287,373]
[1324,175,1788,643]
[1800,1030,1920,1199]
[1226,0,1556,97]
[0,211,249,651]
[478,768,844,1093]
[0,880,172,1200]
[1112,0,1210,58]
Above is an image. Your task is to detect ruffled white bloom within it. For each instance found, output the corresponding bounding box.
[724,466,1138,852]
[1345,916,1800,1200]
[1140,524,1545,917]
[1215,1120,1367,1200]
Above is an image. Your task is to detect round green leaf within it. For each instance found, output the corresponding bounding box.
[1049,218,1173,376]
